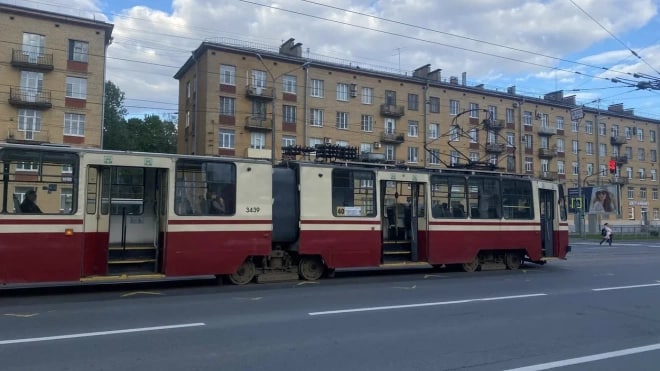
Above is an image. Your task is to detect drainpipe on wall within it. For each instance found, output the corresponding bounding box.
[303,63,309,147]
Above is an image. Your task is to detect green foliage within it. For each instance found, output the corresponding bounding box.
[102,81,177,153]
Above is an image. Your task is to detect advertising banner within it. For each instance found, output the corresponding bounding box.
[567,185,620,215]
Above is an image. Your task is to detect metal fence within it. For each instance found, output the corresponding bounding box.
[569,224,660,239]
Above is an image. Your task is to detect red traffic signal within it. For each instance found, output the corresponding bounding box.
[608,160,616,174]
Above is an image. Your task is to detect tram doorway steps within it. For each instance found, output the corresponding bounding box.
[108,245,157,275]
[382,242,413,264]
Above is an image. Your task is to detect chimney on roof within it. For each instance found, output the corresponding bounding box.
[507,86,516,95]
[449,76,458,85]
[608,103,624,112]
[543,90,564,102]
[563,95,576,105]
[624,108,634,116]
[413,64,431,78]
[279,38,302,57]
[428,68,442,81]
[461,72,467,86]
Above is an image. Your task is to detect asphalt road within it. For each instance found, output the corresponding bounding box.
[2,239,660,371]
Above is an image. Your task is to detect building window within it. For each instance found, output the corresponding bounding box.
[428,97,440,113]
[361,87,373,104]
[251,70,267,88]
[586,163,593,176]
[572,140,578,154]
[639,148,646,161]
[22,32,45,61]
[361,115,373,132]
[585,142,593,155]
[310,109,324,127]
[523,111,532,126]
[309,137,323,147]
[408,94,419,110]
[450,125,460,142]
[450,151,459,166]
[628,187,634,199]
[640,188,647,199]
[557,160,565,175]
[65,76,87,99]
[556,116,564,130]
[336,83,349,101]
[639,168,646,180]
[626,167,633,179]
[653,188,658,200]
[385,145,395,161]
[219,129,235,149]
[650,130,656,143]
[18,109,41,132]
[599,165,606,177]
[336,112,349,129]
[628,207,635,220]
[16,161,39,172]
[469,103,479,118]
[283,105,296,123]
[652,170,657,181]
[625,127,632,139]
[654,208,659,220]
[469,152,479,162]
[220,97,235,116]
[638,128,644,141]
[572,162,579,175]
[408,120,418,137]
[450,100,460,115]
[251,132,266,149]
[282,75,297,94]
[571,120,578,132]
[651,150,657,162]
[384,90,396,105]
[68,40,88,62]
[429,149,441,165]
[64,113,85,136]
[598,122,606,136]
[220,64,236,85]
[599,143,607,157]
[584,121,593,134]
[488,106,497,119]
[611,125,620,137]
[407,147,418,163]
[525,157,533,172]
[429,123,439,139]
[384,118,396,134]
[524,135,533,150]
[360,143,372,153]
[556,138,564,153]
[311,79,324,98]
[506,108,514,124]
[507,156,516,172]
[468,128,478,143]
[282,136,296,147]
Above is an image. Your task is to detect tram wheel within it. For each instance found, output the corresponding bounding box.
[298,256,325,281]
[227,260,256,285]
[504,252,523,270]
[461,256,480,273]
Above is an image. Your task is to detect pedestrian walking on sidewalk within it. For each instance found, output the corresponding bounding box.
[599,223,613,246]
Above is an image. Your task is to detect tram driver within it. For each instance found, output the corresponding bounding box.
[20,190,43,214]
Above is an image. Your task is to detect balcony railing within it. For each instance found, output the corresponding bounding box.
[611,177,629,185]
[380,131,405,144]
[11,49,54,71]
[610,136,627,145]
[245,85,274,100]
[611,155,628,164]
[485,142,506,153]
[484,119,505,130]
[538,148,557,158]
[538,171,558,180]
[537,126,557,136]
[244,116,272,131]
[379,104,405,117]
[8,87,52,109]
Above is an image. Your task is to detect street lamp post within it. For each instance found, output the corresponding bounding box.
[255,54,310,165]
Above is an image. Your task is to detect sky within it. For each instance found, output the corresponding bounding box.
[5,0,660,121]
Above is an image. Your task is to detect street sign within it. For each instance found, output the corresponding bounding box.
[570,107,584,121]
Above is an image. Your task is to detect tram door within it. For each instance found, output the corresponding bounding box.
[381,181,422,263]
[82,165,166,277]
[539,189,556,257]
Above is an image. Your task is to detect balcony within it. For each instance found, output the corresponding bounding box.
[538,171,558,181]
[610,136,627,145]
[538,148,557,158]
[245,85,274,100]
[11,49,54,71]
[244,147,272,159]
[611,155,628,164]
[611,176,629,185]
[244,116,272,131]
[5,128,50,144]
[380,131,405,144]
[379,104,405,117]
[484,119,505,131]
[485,142,506,153]
[8,87,52,109]
[537,126,557,136]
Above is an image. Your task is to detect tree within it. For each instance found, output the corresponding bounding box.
[102,81,129,150]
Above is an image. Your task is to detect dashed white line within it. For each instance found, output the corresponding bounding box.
[308,293,547,316]
[0,323,205,345]
[504,342,660,370]
[593,283,660,291]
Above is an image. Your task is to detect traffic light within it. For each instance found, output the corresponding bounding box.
[609,159,616,174]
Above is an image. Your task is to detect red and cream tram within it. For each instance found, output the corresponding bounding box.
[0,143,569,287]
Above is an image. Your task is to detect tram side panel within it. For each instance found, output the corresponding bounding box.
[296,164,381,268]
[164,159,272,276]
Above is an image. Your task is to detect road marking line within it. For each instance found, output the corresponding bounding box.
[3,313,38,318]
[593,283,660,291]
[120,291,162,297]
[504,342,660,371]
[0,323,205,345]
[308,293,547,316]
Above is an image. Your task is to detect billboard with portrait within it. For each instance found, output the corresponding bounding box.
[585,185,619,215]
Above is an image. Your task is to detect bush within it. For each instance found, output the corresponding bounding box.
[650,229,659,237]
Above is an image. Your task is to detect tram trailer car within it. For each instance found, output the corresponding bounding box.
[0,143,569,287]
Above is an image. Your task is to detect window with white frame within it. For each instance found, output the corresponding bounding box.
[429,123,439,139]
[489,154,498,166]
[639,148,646,161]
[282,136,296,147]
[250,132,266,149]
[361,115,373,132]
[219,129,235,149]
[599,165,606,177]
[611,125,619,137]
[628,207,635,220]
[282,75,297,94]
[360,143,372,153]
[336,140,349,147]
[488,105,497,119]
[625,127,632,139]
[541,114,549,127]
[361,87,373,104]
[20,71,43,100]
[651,130,656,143]
[653,188,658,200]
[310,109,324,127]
[450,151,459,166]
[654,208,659,220]
[407,147,418,163]
[220,64,236,85]
[449,100,460,115]
[572,140,578,154]
[625,146,633,159]
[65,76,87,99]
[586,163,593,176]
[652,169,657,181]
[506,108,514,124]
[385,145,395,161]
[639,168,646,180]
[469,128,478,143]
[469,103,479,118]
[585,121,593,134]
[309,137,323,147]
[506,132,515,147]
[524,135,533,149]
[251,70,267,88]
[283,105,296,123]
[640,188,647,199]
[571,120,578,132]
[523,111,532,126]
[311,79,324,97]
[429,149,441,165]
[627,187,634,199]
[384,118,395,134]
[18,109,41,132]
[64,113,85,136]
[557,160,565,175]
[638,128,644,141]
[556,116,564,130]
[408,120,418,137]
[599,143,607,157]
[651,150,657,162]
[469,152,479,162]
[540,136,549,149]
[186,81,190,98]
[506,156,516,172]
[336,112,349,129]
[525,158,533,172]
[541,159,549,172]
[626,167,633,179]
[68,40,88,62]
[23,33,45,60]
[16,162,38,171]
[598,122,606,136]
[556,138,564,153]
[572,162,579,175]
[220,97,235,116]
[336,83,349,101]
[450,125,460,142]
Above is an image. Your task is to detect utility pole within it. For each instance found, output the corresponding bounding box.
[571,107,585,237]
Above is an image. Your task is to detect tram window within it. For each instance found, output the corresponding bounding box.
[430,175,466,219]
[0,149,78,214]
[558,184,568,221]
[175,159,236,216]
[331,169,376,217]
[104,167,144,215]
[468,177,501,219]
[502,179,533,219]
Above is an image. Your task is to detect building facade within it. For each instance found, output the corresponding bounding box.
[174,38,660,230]
[0,4,113,148]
